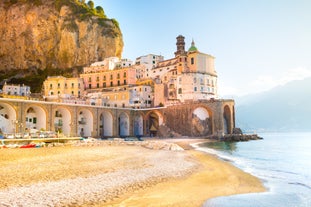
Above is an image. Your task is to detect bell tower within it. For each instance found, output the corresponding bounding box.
[174,35,186,57]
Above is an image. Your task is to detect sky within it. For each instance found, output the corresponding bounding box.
[93,0,311,97]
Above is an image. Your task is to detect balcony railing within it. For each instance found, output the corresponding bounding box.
[78,120,86,125]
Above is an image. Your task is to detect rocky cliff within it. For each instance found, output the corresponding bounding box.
[0,0,123,71]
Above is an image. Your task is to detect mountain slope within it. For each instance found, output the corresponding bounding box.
[236,78,311,132]
[0,0,123,71]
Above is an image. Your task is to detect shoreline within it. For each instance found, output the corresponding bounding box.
[102,138,266,206]
[0,138,266,206]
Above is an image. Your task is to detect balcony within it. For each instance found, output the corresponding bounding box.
[78,120,86,125]
[54,122,63,126]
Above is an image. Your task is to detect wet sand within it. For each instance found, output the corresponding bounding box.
[0,139,265,206]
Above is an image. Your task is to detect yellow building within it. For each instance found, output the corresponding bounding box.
[43,76,85,101]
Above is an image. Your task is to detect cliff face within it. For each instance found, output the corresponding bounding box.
[0,0,123,71]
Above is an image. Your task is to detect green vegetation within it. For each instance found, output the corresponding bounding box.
[55,0,107,19]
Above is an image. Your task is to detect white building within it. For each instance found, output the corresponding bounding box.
[135,54,164,79]
[129,85,153,108]
[2,82,31,96]
[86,57,134,74]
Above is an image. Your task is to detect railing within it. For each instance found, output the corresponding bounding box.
[78,120,86,125]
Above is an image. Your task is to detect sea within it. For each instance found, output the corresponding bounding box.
[193,132,311,207]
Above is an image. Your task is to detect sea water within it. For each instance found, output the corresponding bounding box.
[194,132,311,207]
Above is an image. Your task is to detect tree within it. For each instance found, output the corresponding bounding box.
[87,0,94,9]
[95,6,106,18]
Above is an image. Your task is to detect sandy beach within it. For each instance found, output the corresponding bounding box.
[0,139,265,206]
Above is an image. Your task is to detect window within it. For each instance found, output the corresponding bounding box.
[124,72,126,78]
[71,83,74,88]
[72,91,74,95]
[96,76,99,81]
[124,80,127,85]
[50,84,53,89]
[191,57,194,65]
[178,88,182,94]
[103,82,106,87]
[110,74,113,79]
[117,80,120,86]
[33,117,37,124]
[117,73,120,79]
[194,87,197,92]
[103,76,106,81]
[97,83,99,88]
[110,81,113,87]
[58,83,60,88]
[88,77,91,82]
[89,84,91,89]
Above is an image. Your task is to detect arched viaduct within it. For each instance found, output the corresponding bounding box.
[0,98,235,138]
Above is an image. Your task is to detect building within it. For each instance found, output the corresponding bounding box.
[42,76,85,101]
[2,82,31,97]
[151,35,218,104]
[80,66,137,92]
[135,54,164,79]
[42,35,218,108]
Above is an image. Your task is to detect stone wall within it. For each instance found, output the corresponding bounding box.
[0,98,235,138]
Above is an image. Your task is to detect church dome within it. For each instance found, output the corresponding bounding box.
[188,39,198,52]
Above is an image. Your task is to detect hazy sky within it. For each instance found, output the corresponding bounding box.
[94,0,311,97]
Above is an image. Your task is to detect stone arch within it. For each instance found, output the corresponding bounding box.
[53,107,72,136]
[223,105,232,134]
[192,106,212,136]
[99,111,113,138]
[133,113,144,136]
[0,102,17,133]
[118,112,129,137]
[77,108,93,137]
[145,110,164,137]
[25,105,47,131]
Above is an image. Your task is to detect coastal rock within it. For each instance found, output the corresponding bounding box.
[0,0,123,71]
[220,134,263,142]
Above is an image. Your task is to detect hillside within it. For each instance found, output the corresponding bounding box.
[0,0,123,91]
[235,77,311,132]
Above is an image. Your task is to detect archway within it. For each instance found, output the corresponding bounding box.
[100,111,113,138]
[192,107,211,136]
[0,103,17,133]
[146,111,163,137]
[223,105,232,134]
[78,109,93,137]
[25,106,47,131]
[119,112,129,137]
[53,107,71,136]
[133,114,143,136]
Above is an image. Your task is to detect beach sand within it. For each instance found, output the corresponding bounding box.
[0,139,265,206]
